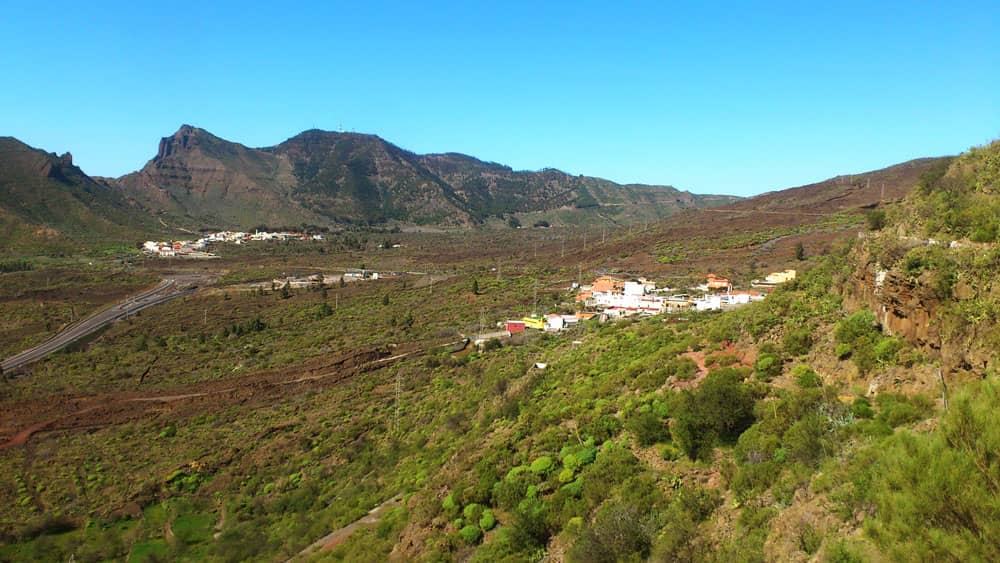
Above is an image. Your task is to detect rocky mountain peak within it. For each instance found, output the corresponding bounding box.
[156,125,201,160]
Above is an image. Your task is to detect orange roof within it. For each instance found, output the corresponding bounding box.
[575,290,593,302]
[592,276,624,293]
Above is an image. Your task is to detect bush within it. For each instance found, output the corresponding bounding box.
[865,209,887,230]
[667,356,699,381]
[862,379,1000,560]
[459,524,483,544]
[783,326,813,356]
[569,499,657,562]
[463,503,484,521]
[442,493,459,517]
[835,343,852,359]
[479,509,496,531]
[627,410,669,446]
[873,337,903,366]
[834,311,878,344]
[791,365,822,388]
[529,456,554,475]
[850,397,874,419]
[876,393,931,428]
[673,368,756,460]
[754,353,782,381]
[782,415,830,466]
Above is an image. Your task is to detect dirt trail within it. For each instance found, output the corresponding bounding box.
[0,344,411,450]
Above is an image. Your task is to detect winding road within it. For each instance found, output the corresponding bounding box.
[1,279,195,373]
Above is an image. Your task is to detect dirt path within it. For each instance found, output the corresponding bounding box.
[0,338,466,451]
[0,345,402,450]
[288,496,402,561]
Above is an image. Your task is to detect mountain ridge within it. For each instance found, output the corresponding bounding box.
[0,137,160,253]
[114,125,740,229]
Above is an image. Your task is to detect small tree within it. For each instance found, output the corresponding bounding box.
[795,242,806,261]
[472,279,480,295]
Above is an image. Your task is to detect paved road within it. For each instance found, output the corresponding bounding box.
[1,280,194,373]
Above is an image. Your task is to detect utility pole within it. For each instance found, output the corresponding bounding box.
[533,284,538,316]
[497,258,502,282]
[561,238,565,258]
[583,232,587,253]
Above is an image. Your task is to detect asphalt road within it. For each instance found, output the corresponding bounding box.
[1,279,194,373]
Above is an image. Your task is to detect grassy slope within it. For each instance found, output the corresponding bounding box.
[1,144,998,561]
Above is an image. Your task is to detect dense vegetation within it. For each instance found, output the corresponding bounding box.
[1,141,999,561]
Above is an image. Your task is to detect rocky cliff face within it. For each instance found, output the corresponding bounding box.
[117,125,310,228]
[844,239,996,377]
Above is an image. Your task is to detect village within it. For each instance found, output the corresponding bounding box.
[142,230,325,257]
[478,269,797,344]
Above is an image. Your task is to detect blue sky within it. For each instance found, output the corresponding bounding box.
[1,1,996,196]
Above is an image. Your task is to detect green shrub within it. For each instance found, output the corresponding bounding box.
[865,209,887,230]
[667,356,699,381]
[850,397,874,419]
[569,499,657,562]
[459,524,483,544]
[783,326,813,356]
[835,343,852,359]
[861,379,1000,560]
[835,310,878,344]
[529,456,554,475]
[791,365,822,388]
[673,368,756,460]
[463,503,484,521]
[754,353,782,381]
[782,415,830,466]
[479,509,496,531]
[442,493,459,517]
[873,337,903,365]
[824,539,864,563]
[627,410,669,446]
[660,443,680,461]
[876,393,932,428]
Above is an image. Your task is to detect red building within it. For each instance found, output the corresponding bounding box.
[506,320,526,334]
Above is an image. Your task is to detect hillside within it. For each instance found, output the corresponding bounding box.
[1,141,995,563]
[116,126,740,228]
[0,138,160,254]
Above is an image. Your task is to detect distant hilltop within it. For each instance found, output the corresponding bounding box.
[110,125,739,229]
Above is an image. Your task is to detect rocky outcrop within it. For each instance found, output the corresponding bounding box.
[844,241,995,377]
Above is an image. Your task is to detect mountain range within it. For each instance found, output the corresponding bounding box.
[112,125,738,229]
[0,125,951,252]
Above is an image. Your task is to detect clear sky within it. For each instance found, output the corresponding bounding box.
[1,1,996,196]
